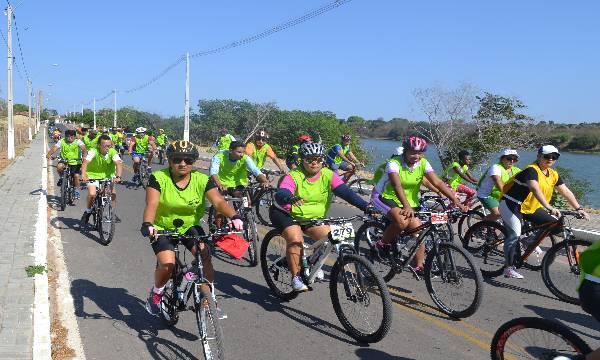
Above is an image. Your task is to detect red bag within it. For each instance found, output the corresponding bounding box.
[215,234,249,260]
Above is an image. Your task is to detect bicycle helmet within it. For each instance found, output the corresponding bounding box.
[299,142,325,157]
[297,135,312,143]
[402,136,427,152]
[88,128,98,134]
[166,140,199,160]
[159,128,165,133]
[135,127,147,134]
[341,134,352,141]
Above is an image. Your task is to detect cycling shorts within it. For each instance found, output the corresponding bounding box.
[151,225,207,255]
[131,152,145,160]
[68,164,82,175]
[269,206,315,232]
[478,196,499,210]
[328,161,351,171]
[579,279,600,323]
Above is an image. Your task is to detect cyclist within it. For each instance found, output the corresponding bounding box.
[441,150,478,207]
[76,127,86,140]
[52,128,62,142]
[476,149,521,221]
[325,134,363,174]
[245,130,288,174]
[80,135,123,225]
[155,128,168,162]
[46,129,87,200]
[271,142,373,291]
[216,128,236,151]
[109,127,122,153]
[370,136,467,273]
[285,135,312,170]
[82,128,99,151]
[210,140,269,195]
[140,140,243,318]
[499,145,589,279]
[129,127,156,182]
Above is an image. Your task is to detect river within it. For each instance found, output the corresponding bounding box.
[360,138,600,208]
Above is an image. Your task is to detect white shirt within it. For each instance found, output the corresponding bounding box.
[374,157,433,194]
[477,164,517,198]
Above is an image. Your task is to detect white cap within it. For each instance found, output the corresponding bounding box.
[538,145,560,155]
[501,149,519,157]
[135,127,147,133]
[394,146,404,156]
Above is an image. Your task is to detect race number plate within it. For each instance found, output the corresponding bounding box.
[242,197,249,208]
[330,222,355,242]
[430,213,449,224]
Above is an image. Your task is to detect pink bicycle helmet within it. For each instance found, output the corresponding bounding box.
[403,136,428,152]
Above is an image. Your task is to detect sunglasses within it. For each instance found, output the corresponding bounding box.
[303,156,324,164]
[171,157,195,165]
[504,156,519,162]
[542,153,560,161]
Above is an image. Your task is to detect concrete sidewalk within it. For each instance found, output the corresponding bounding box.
[0,130,49,359]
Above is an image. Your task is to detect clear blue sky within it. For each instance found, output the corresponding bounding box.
[1,0,598,123]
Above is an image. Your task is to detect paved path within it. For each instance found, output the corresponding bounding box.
[0,130,48,359]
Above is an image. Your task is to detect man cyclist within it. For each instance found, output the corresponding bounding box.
[80,135,123,225]
[109,127,122,153]
[155,129,168,162]
[272,142,373,291]
[325,134,363,174]
[499,145,589,279]
[441,150,478,207]
[476,149,521,221]
[140,140,243,318]
[82,128,99,151]
[216,128,236,151]
[245,130,288,174]
[46,129,87,200]
[210,141,269,194]
[129,127,156,182]
[370,136,467,273]
[286,135,312,170]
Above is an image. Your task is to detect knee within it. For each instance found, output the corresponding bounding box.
[157,262,175,273]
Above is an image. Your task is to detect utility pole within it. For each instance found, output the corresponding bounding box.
[93,97,96,129]
[113,89,117,127]
[38,90,43,130]
[28,80,32,139]
[6,4,15,159]
[183,52,190,141]
[81,104,83,116]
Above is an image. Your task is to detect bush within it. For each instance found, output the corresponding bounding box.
[551,166,592,207]
[567,133,600,150]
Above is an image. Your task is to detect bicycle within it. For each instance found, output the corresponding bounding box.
[461,209,579,279]
[154,219,228,360]
[137,153,152,188]
[260,215,393,343]
[251,169,284,227]
[156,146,165,165]
[82,179,116,246]
[354,210,484,318]
[490,317,592,360]
[339,164,371,196]
[54,158,75,211]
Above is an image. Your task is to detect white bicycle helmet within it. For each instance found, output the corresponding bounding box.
[299,142,324,157]
[135,127,147,134]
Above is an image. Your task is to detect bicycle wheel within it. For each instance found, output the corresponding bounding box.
[490,317,591,360]
[329,253,393,343]
[244,211,259,267]
[254,188,276,227]
[353,221,396,282]
[347,178,371,196]
[457,210,485,243]
[59,174,67,211]
[140,168,149,189]
[541,239,591,305]
[195,286,225,360]
[462,221,507,278]
[424,240,484,318]
[159,279,180,326]
[260,229,298,301]
[522,234,558,271]
[97,202,115,246]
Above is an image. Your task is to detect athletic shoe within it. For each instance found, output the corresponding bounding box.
[57,178,63,186]
[533,246,543,255]
[413,266,424,276]
[503,266,524,279]
[145,289,163,316]
[80,211,91,226]
[315,269,325,281]
[74,190,80,200]
[292,275,308,292]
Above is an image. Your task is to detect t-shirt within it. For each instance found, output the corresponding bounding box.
[209,150,262,187]
[245,142,277,169]
[443,162,468,190]
[502,166,563,204]
[326,144,351,165]
[375,157,434,208]
[477,164,520,199]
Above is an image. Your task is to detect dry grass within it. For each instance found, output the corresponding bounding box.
[0,114,33,126]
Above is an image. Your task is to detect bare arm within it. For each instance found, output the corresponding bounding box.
[422,177,441,195]
[555,184,588,220]
[46,145,58,159]
[143,187,160,224]
[206,188,236,218]
[81,159,90,181]
[114,161,123,182]
[210,174,224,191]
[337,150,354,165]
[491,175,504,192]
[453,165,476,184]
[465,170,479,184]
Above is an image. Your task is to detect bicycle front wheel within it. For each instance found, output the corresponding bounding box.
[254,188,277,227]
[97,202,115,246]
[462,221,507,278]
[490,317,591,360]
[60,174,67,211]
[244,211,259,267]
[457,210,484,243]
[159,279,180,326]
[329,253,393,343]
[195,286,225,360]
[541,239,591,305]
[260,229,298,301]
[424,241,484,318]
[353,221,395,282]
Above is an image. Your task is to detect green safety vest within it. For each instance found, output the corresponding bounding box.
[59,139,82,165]
[134,135,150,153]
[152,169,209,234]
[381,157,427,208]
[579,241,600,289]
[109,133,119,145]
[443,161,468,190]
[156,134,168,146]
[82,135,99,151]
[329,144,350,165]
[86,148,119,180]
[251,143,271,169]
[218,134,235,151]
[289,167,334,221]
[478,163,521,200]
[369,155,402,186]
[216,151,250,188]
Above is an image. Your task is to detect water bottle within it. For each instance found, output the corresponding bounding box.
[301,255,310,277]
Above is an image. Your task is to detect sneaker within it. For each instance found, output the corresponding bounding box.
[533,246,543,255]
[503,266,524,279]
[74,190,80,200]
[413,266,424,276]
[315,269,325,281]
[145,289,163,316]
[292,275,308,292]
[57,178,63,186]
[80,211,91,226]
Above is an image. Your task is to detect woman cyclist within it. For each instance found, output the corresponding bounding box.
[370,136,467,273]
[476,149,521,221]
[140,140,243,316]
[271,142,373,292]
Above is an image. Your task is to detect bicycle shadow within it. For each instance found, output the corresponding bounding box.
[387,283,457,321]
[50,216,106,246]
[214,270,363,345]
[71,279,200,360]
[484,277,558,302]
[524,304,600,340]
[355,348,415,360]
[211,248,254,268]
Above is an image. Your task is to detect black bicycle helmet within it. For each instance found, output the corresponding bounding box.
[299,142,325,157]
[166,140,199,160]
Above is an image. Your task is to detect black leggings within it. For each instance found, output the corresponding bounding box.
[151,225,206,255]
[523,208,562,235]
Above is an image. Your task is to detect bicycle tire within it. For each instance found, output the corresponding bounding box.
[462,220,507,278]
[60,174,67,211]
[541,239,591,305]
[159,279,180,326]
[424,241,484,318]
[353,220,396,282]
[140,170,149,189]
[245,211,259,267]
[490,317,591,360]
[196,286,225,360]
[260,229,298,301]
[457,210,484,243]
[97,201,115,246]
[347,177,371,196]
[329,253,393,343]
[254,188,276,227]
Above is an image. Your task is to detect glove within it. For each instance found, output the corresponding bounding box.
[230,215,244,231]
[140,222,156,237]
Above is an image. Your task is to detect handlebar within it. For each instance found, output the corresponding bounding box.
[297,215,366,227]
[559,209,586,219]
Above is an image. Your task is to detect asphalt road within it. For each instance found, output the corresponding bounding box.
[47,129,599,359]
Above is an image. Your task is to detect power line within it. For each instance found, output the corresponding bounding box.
[12,15,30,81]
[0,25,25,82]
